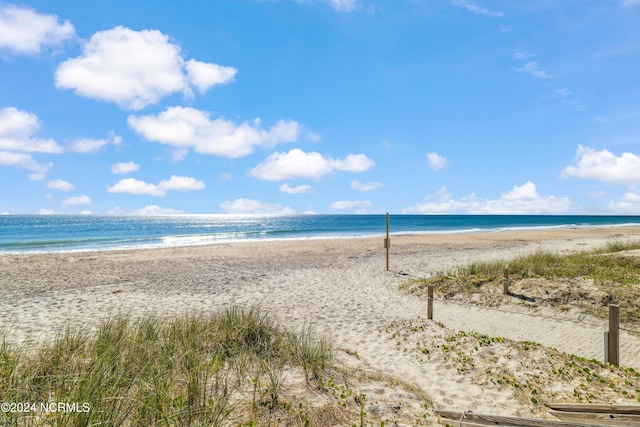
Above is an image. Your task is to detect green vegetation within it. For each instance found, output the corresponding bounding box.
[455,239,640,284]
[0,307,334,426]
[1,307,434,426]
[400,240,640,324]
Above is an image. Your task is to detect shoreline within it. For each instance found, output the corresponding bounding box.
[3,221,640,256]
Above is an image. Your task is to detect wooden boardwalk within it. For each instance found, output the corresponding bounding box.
[436,404,640,427]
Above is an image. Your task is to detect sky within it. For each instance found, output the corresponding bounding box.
[1,0,640,215]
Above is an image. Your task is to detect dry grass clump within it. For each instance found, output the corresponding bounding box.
[400,240,640,326]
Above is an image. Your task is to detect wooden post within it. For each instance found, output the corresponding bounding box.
[503,268,509,295]
[607,304,619,367]
[385,213,390,271]
[427,285,433,320]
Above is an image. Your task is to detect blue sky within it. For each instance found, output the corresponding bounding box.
[1,0,640,215]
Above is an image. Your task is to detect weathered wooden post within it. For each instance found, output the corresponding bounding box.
[503,268,509,295]
[427,285,434,320]
[607,304,620,367]
[385,213,390,271]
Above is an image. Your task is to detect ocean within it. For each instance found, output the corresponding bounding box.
[1,214,640,254]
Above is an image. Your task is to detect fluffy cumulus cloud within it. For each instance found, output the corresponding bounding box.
[427,152,448,171]
[219,198,296,214]
[184,59,237,93]
[62,195,91,208]
[402,181,571,214]
[0,107,62,153]
[0,4,75,55]
[562,145,640,185]
[55,26,237,110]
[279,183,313,194]
[47,179,75,191]
[0,107,59,177]
[351,180,382,192]
[249,148,374,181]
[107,175,205,196]
[111,162,140,174]
[128,107,300,159]
[0,151,45,172]
[608,192,640,213]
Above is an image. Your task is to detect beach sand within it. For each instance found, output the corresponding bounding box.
[2,226,640,424]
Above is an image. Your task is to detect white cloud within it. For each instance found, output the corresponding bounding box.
[47,179,75,191]
[68,133,121,153]
[55,26,235,110]
[185,59,237,93]
[427,152,448,171]
[514,62,552,79]
[329,200,372,210]
[402,182,571,214]
[0,4,75,55]
[332,154,375,172]
[111,162,140,174]
[106,175,205,196]
[62,195,91,207]
[132,205,184,215]
[351,180,382,192]
[622,0,640,6]
[0,150,47,172]
[219,198,296,214]
[562,145,640,185]
[0,107,62,153]
[108,178,164,196]
[249,148,374,181]
[68,132,121,153]
[607,191,640,213]
[128,106,301,158]
[279,183,313,194]
[158,175,205,192]
[452,0,503,17]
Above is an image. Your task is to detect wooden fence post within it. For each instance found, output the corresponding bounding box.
[607,304,620,367]
[427,285,433,320]
[385,213,390,271]
[503,268,509,295]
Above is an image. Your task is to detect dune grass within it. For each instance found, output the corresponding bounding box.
[454,239,640,285]
[0,306,333,426]
[400,240,640,324]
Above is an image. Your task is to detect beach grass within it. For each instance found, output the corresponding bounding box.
[0,307,435,426]
[400,240,640,324]
[0,306,337,426]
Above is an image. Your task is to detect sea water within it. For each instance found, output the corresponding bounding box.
[1,214,640,254]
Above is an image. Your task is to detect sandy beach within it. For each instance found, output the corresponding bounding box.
[2,226,640,423]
